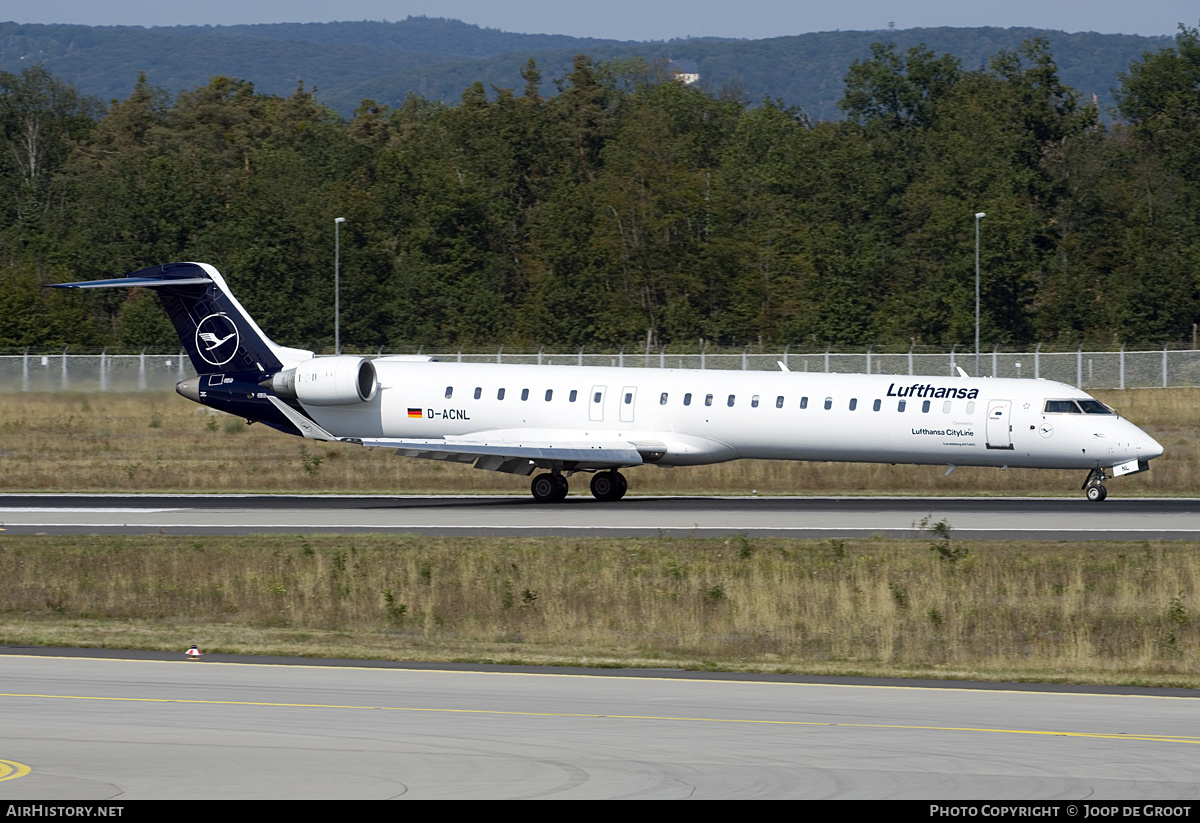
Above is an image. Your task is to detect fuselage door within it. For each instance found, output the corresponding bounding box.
[620,386,637,423]
[589,385,607,422]
[986,399,1014,450]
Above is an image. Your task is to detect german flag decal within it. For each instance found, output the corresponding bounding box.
[408,408,423,419]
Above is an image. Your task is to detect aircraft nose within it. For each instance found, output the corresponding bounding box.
[1138,433,1164,460]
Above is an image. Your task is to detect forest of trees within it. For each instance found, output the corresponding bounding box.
[0,26,1198,353]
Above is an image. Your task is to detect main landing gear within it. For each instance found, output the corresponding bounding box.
[531,472,569,503]
[589,470,628,502]
[530,470,629,503]
[1082,468,1108,502]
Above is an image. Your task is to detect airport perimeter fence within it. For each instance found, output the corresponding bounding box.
[3,347,1200,393]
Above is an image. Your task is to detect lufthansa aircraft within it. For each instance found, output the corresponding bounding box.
[54,263,1164,502]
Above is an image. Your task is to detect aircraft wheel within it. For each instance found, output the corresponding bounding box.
[1086,484,1107,502]
[590,471,628,501]
[612,471,628,500]
[552,473,569,501]
[531,473,561,503]
[590,471,621,501]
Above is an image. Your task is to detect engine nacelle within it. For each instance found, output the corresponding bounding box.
[269,356,378,406]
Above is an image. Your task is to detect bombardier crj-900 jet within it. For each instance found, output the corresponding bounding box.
[55,263,1164,502]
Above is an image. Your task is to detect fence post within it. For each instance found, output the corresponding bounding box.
[22,347,29,392]
[1119,345,1124,390]
[1163,344,1169,388]
[824,347,829,374]
[100,349,107,392]
[1077,348,1083,388]
[866,347,872,375]
[61,347,69,390]
[1034,344,1040,379]
[578,348,584,367]
[992,346,998,379]
[783,346,789,372]
[742,347,748,370]
[700,342,706,370]
[949,345,956,377]
[139,349,146,391]
[179,349,185,379]
[908,344,913,376]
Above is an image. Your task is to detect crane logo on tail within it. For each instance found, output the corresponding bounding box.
[194,314,240,366]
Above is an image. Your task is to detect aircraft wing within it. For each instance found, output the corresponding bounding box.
[357,436,646,475]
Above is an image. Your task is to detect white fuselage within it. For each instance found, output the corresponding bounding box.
[300,361,1162,472]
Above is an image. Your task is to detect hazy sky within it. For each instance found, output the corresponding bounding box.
[2,0,1195,41]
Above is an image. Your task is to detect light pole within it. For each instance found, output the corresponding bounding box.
[974,211,985,377]
[336,215,345,355]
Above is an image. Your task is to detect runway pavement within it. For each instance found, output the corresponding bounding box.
[0,493,1199,539]
[0,652,1197,799]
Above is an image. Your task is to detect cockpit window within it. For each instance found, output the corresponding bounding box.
[1077,399,1115,415]
[1043,399,1082,414]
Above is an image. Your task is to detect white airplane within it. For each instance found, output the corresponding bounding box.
[54,262,1164,502]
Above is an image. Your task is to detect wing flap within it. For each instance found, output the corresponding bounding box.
[359,437,644,473]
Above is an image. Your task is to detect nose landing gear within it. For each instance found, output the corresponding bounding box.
[1082,468,1108,502]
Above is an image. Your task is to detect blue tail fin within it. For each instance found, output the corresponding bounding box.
[52,262,311,379]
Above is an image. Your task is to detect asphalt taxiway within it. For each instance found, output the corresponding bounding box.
[0,651,1197,799]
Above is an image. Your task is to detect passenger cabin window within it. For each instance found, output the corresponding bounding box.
[966,401,975,415]
[751,395,760,408]
[569,390,577,402]
[684,393,692,406]
[776,396,784,408]
[873,399,881,412]
[898,400,906,412]
[849,398,857,411]
[445,387,453,399]
[593,391,602,404]
[705,394,713,407]
[922,400,931,413]
[473,387,481,400]
[521,388,529,401]
[1044,400,1083,414]
[545,389,553,401]
[497,388,505,400]
[943,400,951,414]
[800,397,808,409]
[624,392,633,404]
[727,395,735,407]
[824,397,832,410]
[660,392,668,405]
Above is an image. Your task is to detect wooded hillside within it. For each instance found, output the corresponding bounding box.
[1,27,1198,353]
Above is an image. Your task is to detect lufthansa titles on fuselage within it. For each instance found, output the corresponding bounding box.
[887,382,980,400]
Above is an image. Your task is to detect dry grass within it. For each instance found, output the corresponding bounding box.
[0,388,1190,495]
[2,390,1195,683]
[1,533,1197,686]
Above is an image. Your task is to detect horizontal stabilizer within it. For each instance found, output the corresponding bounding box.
[50,275,213,289]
